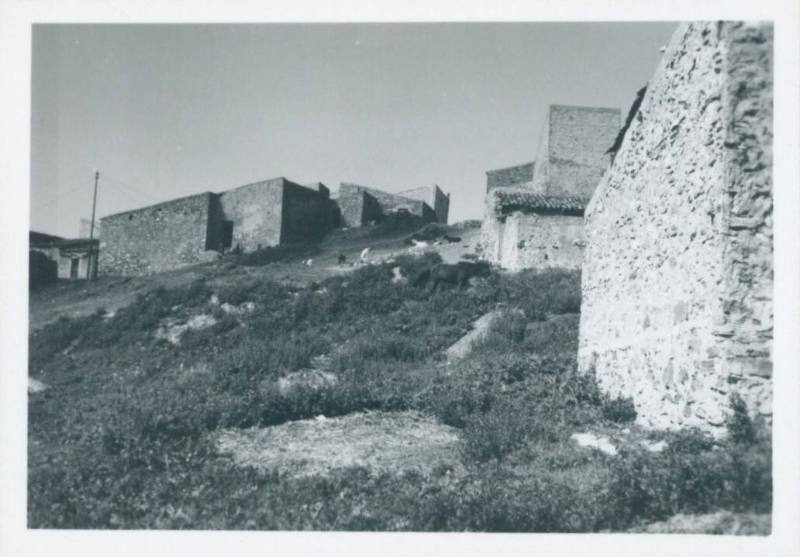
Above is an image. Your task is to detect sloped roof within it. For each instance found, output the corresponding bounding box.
[30,231,64,244]
[491,188,589,215]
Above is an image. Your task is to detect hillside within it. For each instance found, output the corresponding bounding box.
[27,221,771,532]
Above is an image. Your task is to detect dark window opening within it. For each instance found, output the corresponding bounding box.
[70,258,79,279]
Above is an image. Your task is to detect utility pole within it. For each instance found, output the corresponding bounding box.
[87,170,99,280]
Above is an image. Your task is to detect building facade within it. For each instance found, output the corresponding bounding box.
[98,177,449,276]
[30,231,99,282]
[481,104,620,270]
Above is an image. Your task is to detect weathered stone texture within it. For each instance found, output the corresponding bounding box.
[99,175,445,275]
[499,213,585,271]
[482,188,587,270]
[100,192,217,276]
[336,190,382,228]
[485,162,535,191]
[219,179,284,252]
[578,22,773,433]
[481,105,617,270]
[533,105,621,199]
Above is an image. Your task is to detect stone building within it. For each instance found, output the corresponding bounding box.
[481,104,621,270]
[334,183,449,228]
[99,178,336,276]
[30,231,99,281]
[578,22,773,434]
[100,177,449,276]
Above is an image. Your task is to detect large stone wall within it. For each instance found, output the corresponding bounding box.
[397,185,450,224]
[338,183,437,223]
[336,190,382,228]
[577,22,773,433]
[532,105,621,198]
[219,179,284,251]
[485,162,535,191]
[281,181,337,243]
[99,192,217,276]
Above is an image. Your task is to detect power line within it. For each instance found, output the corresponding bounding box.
[102,173,162,204]
[30,182,92,213]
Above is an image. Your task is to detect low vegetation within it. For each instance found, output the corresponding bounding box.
[28,252,771,531]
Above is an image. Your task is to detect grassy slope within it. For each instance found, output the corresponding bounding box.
[27,224,771,531]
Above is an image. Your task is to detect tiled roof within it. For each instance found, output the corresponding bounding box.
[491,188,589,214]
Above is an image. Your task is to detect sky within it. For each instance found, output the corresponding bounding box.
[30,22,678,237]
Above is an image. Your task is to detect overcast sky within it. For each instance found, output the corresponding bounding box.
[30,22,677,236]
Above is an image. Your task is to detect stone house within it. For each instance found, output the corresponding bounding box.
[99,177,336,276]
[578,22,773,434]
[481,104,621,270]
[30,231,99,281]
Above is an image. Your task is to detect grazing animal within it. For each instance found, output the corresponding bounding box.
[411,261,492,291]
[411,239,429,249]
[305,258,314,267]
[337,254,347,265]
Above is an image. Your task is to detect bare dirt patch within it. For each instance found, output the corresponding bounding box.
[214,411,462,478]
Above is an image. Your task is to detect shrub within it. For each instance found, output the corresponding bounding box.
[499,269,581,320]
[462,400,530,462]
[29,252,773,532]
[485,309,527,344]
[602,396,637,423]
[28,314,99,373]
[726,393,756,445]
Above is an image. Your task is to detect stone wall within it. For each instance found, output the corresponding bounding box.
[533,105,621,198]
[336,190,382,228]
[481,104,618,270]
[431,185,450,224]
[497,213,585,271]
[482,188,587,270]
[281,181,336,243]
[486,162,535,191]
[219,179,284,251]
[99,192,217,276]
[397,185,451,224]
[577,22,773,434]
[338,183,435,223]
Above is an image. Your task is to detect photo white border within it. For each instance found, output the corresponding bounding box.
[1,1,798,556]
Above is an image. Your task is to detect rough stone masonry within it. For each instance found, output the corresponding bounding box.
[578,22,773,434]
[481,105,620,271]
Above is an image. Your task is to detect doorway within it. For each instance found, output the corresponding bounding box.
[222,221,234,250]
